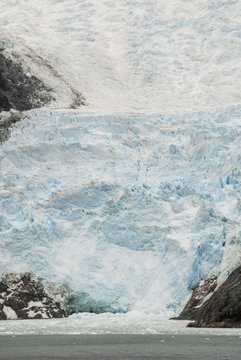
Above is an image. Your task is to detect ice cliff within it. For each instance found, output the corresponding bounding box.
[1,108,241,316]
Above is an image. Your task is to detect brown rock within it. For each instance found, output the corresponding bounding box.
[174,275,217,320]
[187,266,241,328]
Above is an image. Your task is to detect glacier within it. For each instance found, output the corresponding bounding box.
[1,0,241,317]
[2,0,241,113]
[1,107,241,316]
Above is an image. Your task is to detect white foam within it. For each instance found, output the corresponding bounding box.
[0,315,240,336]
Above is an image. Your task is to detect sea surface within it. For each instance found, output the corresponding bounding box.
[0,333,240,359]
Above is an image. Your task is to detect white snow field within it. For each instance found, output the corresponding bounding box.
[1,0,241,113]
[1,0,241,318]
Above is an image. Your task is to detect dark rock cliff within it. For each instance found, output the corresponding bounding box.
[0,50,54,142]
[187,266,241,328]
[0,52,53,112]
[0,273,67,320]
[174,275,217,321]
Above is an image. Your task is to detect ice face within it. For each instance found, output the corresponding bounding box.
[1,108,241,316]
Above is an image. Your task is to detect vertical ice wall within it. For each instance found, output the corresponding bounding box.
[1,108,241,315]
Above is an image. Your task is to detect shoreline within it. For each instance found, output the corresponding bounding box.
[0,316,241,337]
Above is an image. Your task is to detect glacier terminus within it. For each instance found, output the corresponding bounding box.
[1,108,241,316]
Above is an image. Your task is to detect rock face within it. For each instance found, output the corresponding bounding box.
[0,273,67,320]
[175,275,217,320]
[187,266,241,328]
[0,52,53,112]
[0,50,54,142]
[0,112,23,143]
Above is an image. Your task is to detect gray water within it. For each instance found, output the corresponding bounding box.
[0,334,240,359]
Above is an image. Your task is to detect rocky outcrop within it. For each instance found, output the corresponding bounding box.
[0,111,23,143]
[175,275,217,320]
[0,273,67,320]
[0,50,54,142]
[0,52,53,112]
[187,266,241,327]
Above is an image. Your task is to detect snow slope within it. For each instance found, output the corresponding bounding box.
[1,0,241,316]
[1,0,241,112]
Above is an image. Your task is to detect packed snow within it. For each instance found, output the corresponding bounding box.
[1,0,241,112]
[0,0,241,318]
